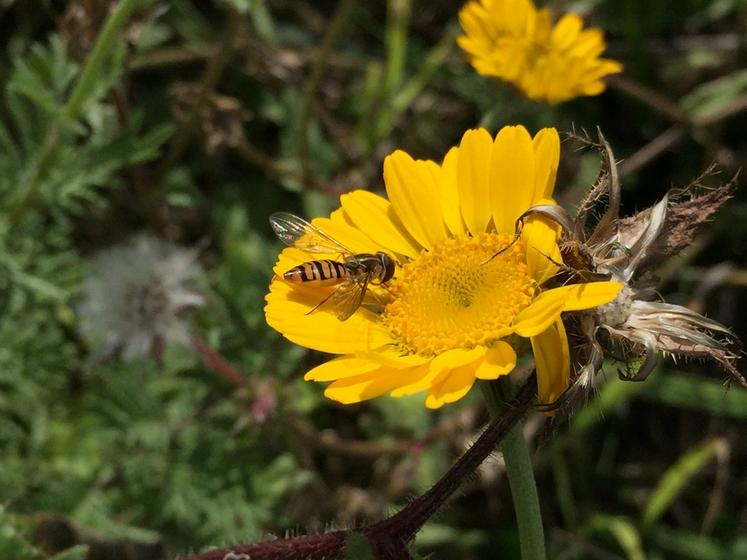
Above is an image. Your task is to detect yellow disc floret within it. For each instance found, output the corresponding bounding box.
[384,233,534,355]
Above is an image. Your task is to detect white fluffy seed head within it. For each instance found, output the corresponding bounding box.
[77,233,205,362]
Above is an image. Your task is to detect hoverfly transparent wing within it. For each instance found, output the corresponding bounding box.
[270,212,352,255]
[329,272,371,321]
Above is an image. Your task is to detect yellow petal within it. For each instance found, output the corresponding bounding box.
[491,125,536,234]
[457,128,495,235]
[383,151,448,249]
[324,367,399,404]
[571,29,605,58]
[551,14,583,51]
[561,281,623,311]
[325,363,434,404]
[439,146,467,237]
[305,354,381,381]
[531,318,570,405]
[388,363,438,397]
[390,346,484,398]
[319,211,388,255]
[474,341,517,380]
[512,282,622,337]
[355,345,432,368]
[532,128,560,199]
[431,346,486,373]
[512,286,569,337]
[522,207,562,286]
[265,280,394,354]
[340,190,421,258]
[425,363,478,409]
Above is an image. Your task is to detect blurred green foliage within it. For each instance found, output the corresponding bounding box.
[0,1,745,559]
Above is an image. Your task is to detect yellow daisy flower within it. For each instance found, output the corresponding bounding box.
[265,126,621,408]
[457,0,622,104]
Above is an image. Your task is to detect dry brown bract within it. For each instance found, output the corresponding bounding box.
[517,131,743,417]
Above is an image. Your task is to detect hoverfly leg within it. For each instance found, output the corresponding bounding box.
[481,213,529,266]
[305,289,337,316]
[481,231,521,266]
[365,289,389,315]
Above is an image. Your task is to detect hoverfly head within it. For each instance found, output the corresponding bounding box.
[377,252,396,283]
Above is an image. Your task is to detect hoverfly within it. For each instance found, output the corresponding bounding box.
[269,212,396,321]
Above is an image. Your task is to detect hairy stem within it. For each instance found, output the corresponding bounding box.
[184,375,536,560]
[64,0,151,120]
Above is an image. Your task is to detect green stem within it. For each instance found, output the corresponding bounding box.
[501,423,546,560]
[383,0,411,95]
[370,24,456,147]
[482,380,546,560]
[64,0,150,121]
[10,0,151,217]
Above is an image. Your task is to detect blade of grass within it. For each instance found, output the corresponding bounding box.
[583,514,645,560]
[649,525,732,560]
[642,438,724,530]
[639,372,747,418]
[384,0,411,95]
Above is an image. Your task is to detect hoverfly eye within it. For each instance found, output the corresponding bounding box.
[379,252,396,283]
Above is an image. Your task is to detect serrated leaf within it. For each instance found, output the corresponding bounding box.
[8,36,77,116]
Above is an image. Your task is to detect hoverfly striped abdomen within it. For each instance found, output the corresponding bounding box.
[283,259,348,286]
[270,212,398,321]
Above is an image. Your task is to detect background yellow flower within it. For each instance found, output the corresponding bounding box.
[458,0,622,103]
[266,126,621,407]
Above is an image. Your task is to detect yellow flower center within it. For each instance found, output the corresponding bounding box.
[384,233,535,356]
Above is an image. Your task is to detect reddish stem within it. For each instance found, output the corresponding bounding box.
[190,335,247,387]
[184,376,536,560]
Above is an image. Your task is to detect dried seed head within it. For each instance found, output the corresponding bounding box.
[531,131,743,421]
[594,284,634,328]
[77,234,205,363]
[618,168,737,271]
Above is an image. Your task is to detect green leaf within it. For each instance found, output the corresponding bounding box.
[680,68,747,120]
[640,373,747,418]
[0,511,42,560]
[584,514,645,560]
[650,525,736,560]
[7,36,77,116]
[642,438,723,530]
